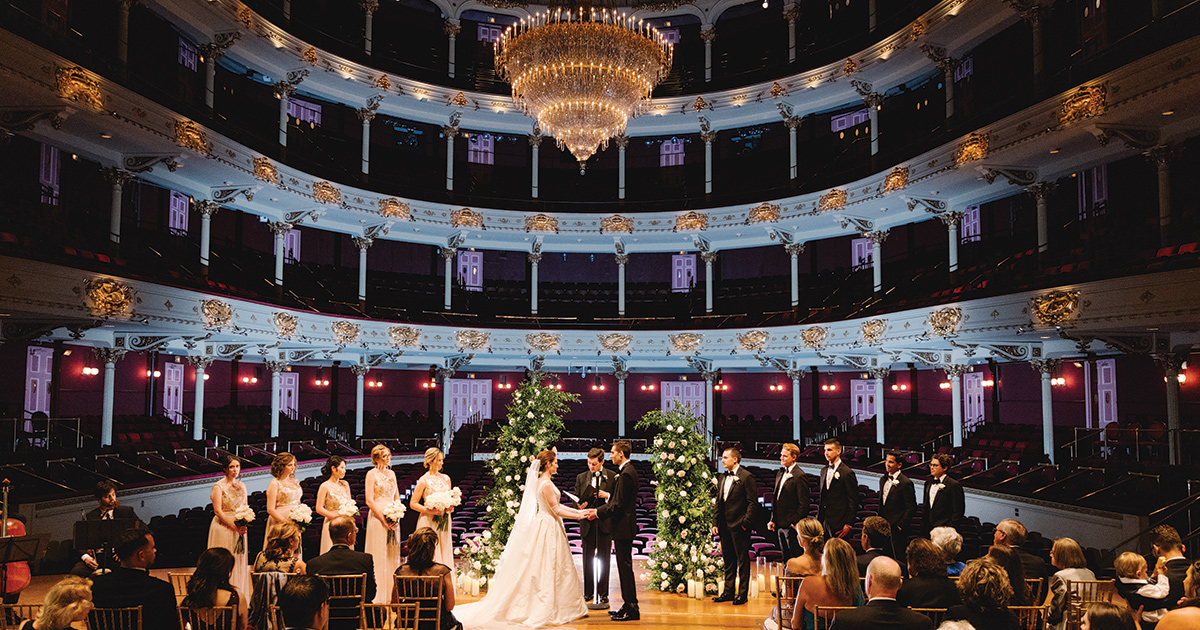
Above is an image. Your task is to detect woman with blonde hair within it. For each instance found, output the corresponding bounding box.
[1047,537,1095,630]
[263,452,302,553]
[764,518,825,629]
[410,447,454,569]
[365,444,403,603]
[789,537,863,630]
[253,521,306,574]
[17,576,92,630]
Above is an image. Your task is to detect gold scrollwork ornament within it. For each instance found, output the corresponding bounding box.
[84,279,134,317]
[928,306,963,337]
[332,320,360,345]
[1031,290,1080,326]
[525,332,560,352]
[598,333,633,352]
[201,299,233,328]
[801,326,828,349]
[738,330,770,352]
[861,319,887,345]
[389,326,420,347]
[668,333,703,352]
[600,215,634,234]
[457,330,490,350]
[272,312,298,338]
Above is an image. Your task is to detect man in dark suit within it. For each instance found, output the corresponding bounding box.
[575,447,617,609]
[879,451,917,561]
[923,454,965,534]
[767,442,810,561]
[712,447,758,606]
[596,440,640,621]
[830,556,933,630]
[90,526,181,630]
[71,480,143,576]
[993,518,1047,580]
[278,575,330,630]
[305,516,376,630]
[858,516,905,578]
[818,438,859,539]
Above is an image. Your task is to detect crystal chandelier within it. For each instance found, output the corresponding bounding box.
[496,9,673,168]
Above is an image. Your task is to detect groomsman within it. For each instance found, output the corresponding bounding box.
[767,443,810,561]
[575,447,617,609]
[878,451,917,560]
[818,438,859,539]
[712,447,757,606]
[597,440,640,622]
[923,454,964,534]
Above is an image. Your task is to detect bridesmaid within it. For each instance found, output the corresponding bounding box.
[207,455,250,597]
[364,444,402,603]
[264,452,302,554]
[315,455,354,554]
[410,447,455,570]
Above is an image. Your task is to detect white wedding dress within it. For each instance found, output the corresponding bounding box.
[455,462,588,629]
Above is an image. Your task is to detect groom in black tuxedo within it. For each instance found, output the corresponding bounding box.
[767,443,809,561]
[712,447,757,605]
[576,447,617,609]
[596,440,639,621]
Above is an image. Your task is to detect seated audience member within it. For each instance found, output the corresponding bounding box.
[765,518,827,630]
[992,518,1047,580]
[1150,525,1190,607]
[394,527,462,630]
[70,480,142,576]
[1113,551,1171,630]
[277,575,329,630]
[1081,602,1137,630]
[1183,559,1200,604]
[985,546,1030,606]
[828,557,932,630]
[858,517,905,578]
[181,548,248,630]
[1047,537,1096,630]
[944,558,1019,630]
[305,515,376,630]
[254,521,307,574]
[16,576,93,630]
[930,527,966,577]
[790,538,864,630]
[90,526,181,630]
[1156,603,1200,630]
[896,538,961,609]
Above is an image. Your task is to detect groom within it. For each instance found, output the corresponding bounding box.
[596,440,639,622]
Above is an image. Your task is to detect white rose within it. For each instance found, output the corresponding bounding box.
[674,564,683,571]
[687,482,693,488]
[510,450,518,457]
[666,469,674,476]
[482,530,491,539]
[702,472,709,479]
[506,475,513,482]
[679,515,686,524]
[486,505,492,512]
[527,412,535,419]
[666,425,674,432]
[681,440,687,447]
[680,490,688,497]
[668,441,676,449]
[657,493,665,501]
[661,580,669,589]
[529,437,537,443]
[662,510,670,518]
[677,470,686,477]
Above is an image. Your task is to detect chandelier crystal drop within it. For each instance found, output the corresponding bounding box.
[495,8,673,167]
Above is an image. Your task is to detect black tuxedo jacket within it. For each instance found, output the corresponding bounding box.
[856,548,908,578]
[829,598,933,630]
[923,476,965,531]
[575,467,617,537]
[597,461,638,540]
[91,566,181,630]
[818,461,859,534]
[714,466,757,531]
[86,505,141,522]
[772,465,810,530]
[878,472,917,538]
[306,544,377,603]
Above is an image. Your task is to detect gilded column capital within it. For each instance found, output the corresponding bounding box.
[1002,0,1045,25]
[267,221,293,237]
[864,230,890,245]
[1025,181,1058,200]
[1030,358,1061,376]
[439,246,457,261]
[443,19,461,36]
[942,364,969,379]
[699,27,717,44]
[352,236,374,251]
[187,355,215,370]
[615,253,629,266]
[1153,353,1186,374]
[868,367,891,380]
[1144,144,1178,167]
[350,364,370,377]
[699,128,717,144]
[357,108,377,123]
[266,360,290,373]
[101,167,134,188]
[698,367,719,382]
[784,242,806,257]
[436,366,456,380]
[528,132,543,147]
[360,0,380,13]
[93,347,127,364]
[937,211,964,227]
[192,200,220,218]
[528,252,543,265]
[274,81,299,99]
[700,250,718,264]
[786,369,806,382]
[783,116,802,130]
[443,124,461,139]
[614,133,630,149]
[782,6,801,21]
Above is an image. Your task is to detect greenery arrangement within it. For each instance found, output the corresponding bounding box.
[636,406,722,594]
[459,377,578,580]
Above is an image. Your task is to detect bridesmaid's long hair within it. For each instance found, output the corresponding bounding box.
[321,455,344,480]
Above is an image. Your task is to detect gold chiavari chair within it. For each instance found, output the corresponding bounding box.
[268,605,285,630]
[0,604,41,630]
[1064,579,1114,630]
[315,574,367,630]
[773,576,805,630]
[394,574,445,630]
[177,605,236,630]
[911,607,949,628]
[87,606,142,630]
[168,572,193,603]
[1010,604,1050,630]
[361,602,420,629]
[813,605,857,630]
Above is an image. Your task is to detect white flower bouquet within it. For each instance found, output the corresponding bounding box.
[383,502,407,545]
[424,487,462,532]
[232,505,256,553]
[289,504,313,531]
[338,501,360,519]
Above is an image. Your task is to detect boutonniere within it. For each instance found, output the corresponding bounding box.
[937,483,946,490]
[833,471,840,480]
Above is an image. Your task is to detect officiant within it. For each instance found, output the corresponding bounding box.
[575,447,617,610]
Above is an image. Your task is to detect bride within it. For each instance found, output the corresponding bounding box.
[455,449,594,629]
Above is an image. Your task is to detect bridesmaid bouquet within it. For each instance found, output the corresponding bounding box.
[382,503,407,546]
[289,504,313,531]
[232,505,256,553]
[424,487,462,532]
[338,502,360,519]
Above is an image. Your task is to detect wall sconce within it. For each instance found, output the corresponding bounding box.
[497,375,512,390]
[203,373,210,381]
[640,378,656,391]
[242,375,258,384]
[591,376,606,391]
[890,383,909,391]
[821,381,838,392]
[146,369,162,378]
[314,367,329,387]
[421,379,437,389]
[713,379,729,392]
[982,379,995,387]
[366,379,383,388]
[547,376,563,390]
[939,382,951,390]
[1051,377,1066,386]
[82,355,99,376]
[769,378,784,392]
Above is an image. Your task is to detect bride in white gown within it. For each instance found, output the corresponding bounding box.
[455,449,593,629]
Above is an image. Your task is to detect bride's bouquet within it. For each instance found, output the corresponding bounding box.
[289,504,313,531]
[232,505,256,553]
[382,502,407,546]
[424,487,462,532]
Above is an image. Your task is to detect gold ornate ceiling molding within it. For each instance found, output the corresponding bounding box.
[389,326,420,347]
[928,306,962,337]
[332,320,360,345]
[457,329,490,350]
[955,132,989,167]
[746,202,780,224]
[801,326,829,349]
[175,120,211,155]
[669,332,703,352]
[1059,84,1106,126]
[201,299,233,329]
[818,189,847,212]
[378,198,411,220]
[882,166,910,194]
[861,319,887,345]
[674,212,708,232]
[451,208,484,229]
[313,182,341,205]
[1031,290,1080,326]
[253,157,279,184]
[272,312,298,338]
[601,215,634,234]
[55,66,102,110]
[525,332,560,352]
[598,333,633,352]
[525,213,559,233]
[83,279,134,317]
[738,330,770,352]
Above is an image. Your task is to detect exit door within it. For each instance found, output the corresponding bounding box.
[850,379,876,423]
[449,378,491,429]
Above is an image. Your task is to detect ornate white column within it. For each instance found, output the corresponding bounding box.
[529,129,542,199]
[616,252,628,316]
[443,119,460,191]
[1026,182,1057,256]
[944,364,968,447]
[789,369,804,441]
[616,134,629,200]
[783,4,800,63]
[939,211,963,274]
[786,242,804,307]
[1146,145,1176,248]
[866,230,889,293]
[528,250,541,315]
[1003,2,1046,95]
[269,221,292,288]
[870,367,890,444]
[101,167,133,248]
[615,365,629,436]
[700,26,716,82]
[923,46,958,120]
[1156,354,1183,465]
[1032,359,1060,464]
[188,356,213,440]
[440,246,456,310]
[853,81,884,156]
[198,33,238,113]
[700,119,716,195]
[267,360,288,438]
[353,236,373,305]
[275,82,296,147]
[784,115,801,181]
[437,366,455,447]
[116,0,134,75]
[358,107,376,178]
[193,200,219,275]
[95,348,126,446]
[351,364,369,437]
[361,1,378,55]
[700,368,717,438]
[444,19,461,79]
[701,250,716,314]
